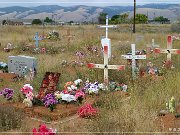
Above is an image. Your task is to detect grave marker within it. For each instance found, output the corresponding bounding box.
[37,72,60,99]
[87,45,125,89]
[8,55,37,76]
[122,44,146,79]
[97,15,117,59]
[154,35,180,68]
[63,29,75,45]
[33,32,43,48]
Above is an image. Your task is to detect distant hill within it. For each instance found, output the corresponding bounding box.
[0,4,179,22]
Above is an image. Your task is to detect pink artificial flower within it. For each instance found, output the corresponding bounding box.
[32,124,56,135]
[62,89,69,94]
[26,91,34,101]
[75,90,85,99]
[20,84,33,95]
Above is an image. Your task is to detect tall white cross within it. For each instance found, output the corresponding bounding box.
[87,45,125,89]
[122,44,146,79]
[154,35,180,64]
[97,15,117,59]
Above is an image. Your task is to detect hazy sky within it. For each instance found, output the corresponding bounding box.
[0,0,180,7]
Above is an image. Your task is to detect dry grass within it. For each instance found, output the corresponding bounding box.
[0,24,180,133]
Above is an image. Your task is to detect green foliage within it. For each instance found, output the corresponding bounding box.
[154,16,170,24]
[98,12,107,24]
[111,13,129,24]
[171,19,180,33]
[44,17,53,23]
[0,105,25,131]
[2,20,6,25]
[32,19,42,25]
[135,14,148,24]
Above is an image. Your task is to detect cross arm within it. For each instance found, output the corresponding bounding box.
[154,48,180,54]
[97,25,117,28]
[108,65,125,70]
[87,63,125,70]
[121,55,146,59]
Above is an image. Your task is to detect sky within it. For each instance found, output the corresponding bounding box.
[0,0,180,7]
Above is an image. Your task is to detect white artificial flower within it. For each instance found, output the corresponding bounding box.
[61,94,76,102]
[24,84,33,91]
[23,98,32,107]
[74,79,82,85]
[71,85,77,90]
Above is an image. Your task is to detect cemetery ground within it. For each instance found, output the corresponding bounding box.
[0,24,180,134]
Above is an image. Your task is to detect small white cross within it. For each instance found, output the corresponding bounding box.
[97,15,117,39]
[154,35,180,65]
[87,45,125,89]
[122,44,146,79]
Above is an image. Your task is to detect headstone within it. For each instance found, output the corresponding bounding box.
[37,72,60,99]
[8,55,37,76]
[136,35,144,42]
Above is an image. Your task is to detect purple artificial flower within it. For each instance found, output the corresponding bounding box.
[0,88,14,100]
[43,94,58,107]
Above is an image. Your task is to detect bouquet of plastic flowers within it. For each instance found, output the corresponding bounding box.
[43,94,58,112]
[0,88,14,100]
[75,90,85,104]
[78,104,98,118]
[82,81,100,94]
[20,84,34,107]
[32,124,56,135]
[20,84,33,95]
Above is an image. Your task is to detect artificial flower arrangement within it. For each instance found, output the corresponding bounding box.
[109,81,128,92]
[43,93,58,112]
[55,79,85,104]
[78,104,98,118]
[32,124,56,135]
[0,88,14,100]
[20,84,34,107]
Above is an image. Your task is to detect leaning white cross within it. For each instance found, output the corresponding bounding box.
[122,44,146,79]
[154,35,180,67]
[147,39,159,51]
[87,45,125,89]
[97,15,117,59]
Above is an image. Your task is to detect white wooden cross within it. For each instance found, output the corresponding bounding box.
[97,15,117,59]
[122,44,146,79]
[147,39,159,50]
[154,35,180,67]
[87,45,125,89]
[33,32,43,48]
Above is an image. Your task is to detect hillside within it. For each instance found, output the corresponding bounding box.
[0,4,179,22]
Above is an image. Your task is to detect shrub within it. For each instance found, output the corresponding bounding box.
[0,105,25,131]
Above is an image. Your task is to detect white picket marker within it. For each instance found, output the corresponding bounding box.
[87,45,125,89]
[122,44,146,79]
[97,15,117,59]
[154,35,180,64]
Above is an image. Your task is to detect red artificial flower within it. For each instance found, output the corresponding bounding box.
[78,104,98,118]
